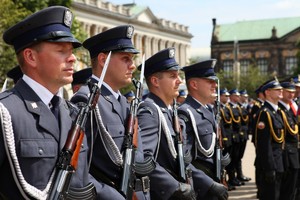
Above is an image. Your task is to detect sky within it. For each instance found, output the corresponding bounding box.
[108,0,300,56]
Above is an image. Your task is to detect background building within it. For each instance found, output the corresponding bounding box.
[211,17,300,78]
[72,0,193,67]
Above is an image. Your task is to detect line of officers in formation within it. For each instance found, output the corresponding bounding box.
[1,5,294,200]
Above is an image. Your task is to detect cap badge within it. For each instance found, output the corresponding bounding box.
[127,26,134,38]
[169,49,175,58]
[64,9,72,28]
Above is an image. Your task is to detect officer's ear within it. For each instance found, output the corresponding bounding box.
[97,52,109,68]
[22,47,38,69]
[189,78,198,90]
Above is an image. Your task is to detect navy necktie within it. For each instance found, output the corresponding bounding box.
[50,95,60,121]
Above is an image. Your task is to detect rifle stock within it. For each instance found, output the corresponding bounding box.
[47,81,100,200]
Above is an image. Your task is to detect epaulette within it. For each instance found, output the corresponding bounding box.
[0,90,13,100]
[178,113,189,123]
[254,101,261,107]
[138,106,153,115]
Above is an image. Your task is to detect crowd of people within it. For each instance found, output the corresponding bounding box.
[1,5,299,200]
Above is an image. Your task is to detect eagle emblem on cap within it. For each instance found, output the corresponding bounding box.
[169,48,175,58]
[64,9,72,27]
[127,26,134,38]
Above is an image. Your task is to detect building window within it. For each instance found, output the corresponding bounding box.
[257,58,268,75]
[240,59,250,76]
[223,60,233,78]
[285,57,298,75]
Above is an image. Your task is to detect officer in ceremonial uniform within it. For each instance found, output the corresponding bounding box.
[72,67,92,93]
[226,89,243,186]
[219,88,235,191]
[0,6,99,199]
[255,77,284,200]
[236,90,251,182]
[178,59,228,200]
[71,25,149,200]
[137,48,198,200]
[278,80,299,200]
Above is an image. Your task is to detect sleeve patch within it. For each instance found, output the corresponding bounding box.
[257,121,265,129]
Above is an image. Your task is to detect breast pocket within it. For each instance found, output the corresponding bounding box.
[20,139,57,158]
[106,123,125,149]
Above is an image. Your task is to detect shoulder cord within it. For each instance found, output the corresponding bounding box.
[93,105,123,166]
[153,104,177,159]
[187,108,215,158]
[280,110,298,135]
[255,109,284,144]
[0,102,53,200]
[220,107,232,124]
[227,105,241,123]
[237,106,249,122]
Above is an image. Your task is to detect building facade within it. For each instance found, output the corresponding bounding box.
[211,17,300,78]
[72,0,193,67]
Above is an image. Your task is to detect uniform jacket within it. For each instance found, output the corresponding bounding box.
[278,101,299,169]
[137,93,213,199]
[255,101,284,172]
[0,79,92,199]
[228,102,242,143]
[250,99,263,144]
[71,78,145,200]
[220,103,233,148]
[238,102,249,141]
[178,95,216,165]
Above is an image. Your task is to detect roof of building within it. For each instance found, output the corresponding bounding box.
[214,16,300,42]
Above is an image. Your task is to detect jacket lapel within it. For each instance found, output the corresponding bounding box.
[15,80,60,141]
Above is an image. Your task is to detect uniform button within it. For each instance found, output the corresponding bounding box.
[38,148,43,155]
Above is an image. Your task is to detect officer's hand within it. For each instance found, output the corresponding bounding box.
[208,182,228,200]
[265,170,276,183]
[168,183,196,200]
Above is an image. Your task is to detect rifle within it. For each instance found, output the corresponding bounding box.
[120,54,146,199]
[215,78,222,182]
[172,99,187,182]
[47,51,112,200]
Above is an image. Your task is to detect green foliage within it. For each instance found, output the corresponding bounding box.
[217,65,270,98]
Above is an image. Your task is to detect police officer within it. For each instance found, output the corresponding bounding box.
[72,67,92,93]
[227,89,243,186]
[255,77,284,200]
[278,80,299,200]
[71,25,149,200]
[137,48,207,200]
[0,6,99,199]
[219,88,235,191]
[178,59,228,200]
[236,89,251,182]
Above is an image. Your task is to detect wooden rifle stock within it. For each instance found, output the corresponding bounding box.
[47,82,100,200]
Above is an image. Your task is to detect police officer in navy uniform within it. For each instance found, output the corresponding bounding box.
[236,89,251,182]
[278,80,299,200]
[71,25,149,200]
[72,67,92,93]
[0,6,99,199]
[219,88,235,191]
[226,89,244,186]
[255,77,284,200]
[178,59,228,200]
